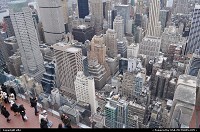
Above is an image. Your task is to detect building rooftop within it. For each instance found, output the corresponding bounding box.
[129,101,145,110]
[9,54,20,59]
[174,83,196,106]
[195,4,200,9]
[177,74,197,88]
[66,47,81,53]
[156,69,172,78]
[105,102,117,110]
[77,24,87,29]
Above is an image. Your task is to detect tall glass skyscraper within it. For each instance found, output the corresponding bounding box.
[185,5,200,55]
[77,0,89,19]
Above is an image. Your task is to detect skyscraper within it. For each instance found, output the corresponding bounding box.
[74,71,97,114]
[77,0,89,19]
[185,51,200,77]
[169,74,196,128]
[3,15,15,37]
[105,0,112,20]
[146,0,161,37]
[136,0,144,14]
[52,43,83,100]
[88,35,108,90]
[161,25,182,53]
[37,0,65,44]
[185,5,200,55]
[0,34,6,67]
[9,0,45,82]
[115,4,130,34]
[105,29,118,58]
[159,9,169,30]
[90,35,106,65]
[139,37,161,59]
[90,0,103,35]
[61,0,68,33]
[105,95,128,128]
[41,62,56,94]
[113,15,124,41]
[173,0,189,15]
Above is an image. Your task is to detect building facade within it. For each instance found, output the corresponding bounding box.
[74,71,97,114]
[113,15,124,41]
[90,0,103,35]
[3,15,15,37]
[105,29,118,58]
[146,0,161,37]
[127,43,139,59]
[139,37,161,59]
[7,54,22,77]
[37,0,65,44]
[52,43,83,100]
[77,0,89,19]
[185,5,200,55]
[9,0,45,82]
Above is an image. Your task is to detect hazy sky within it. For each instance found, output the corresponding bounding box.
[166,0,173,7]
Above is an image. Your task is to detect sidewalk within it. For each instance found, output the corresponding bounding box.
[0,97,79,128]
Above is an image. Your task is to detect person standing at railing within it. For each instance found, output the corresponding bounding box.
[30,96,39,116]
[39,110,53,128]
[63,115,72,128]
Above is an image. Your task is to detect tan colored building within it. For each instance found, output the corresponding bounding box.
[90,35,106,65]
[52,42,83,100]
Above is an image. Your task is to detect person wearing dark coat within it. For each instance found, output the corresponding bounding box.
[11,103,19,116]
[63,115,72,128]
[1,105,11,122]
[9,86,17,100]
[58,123,63,128]
[1,84,8,95]
[40,118,48,128]
[18,104,26,121]
[60,113,65,122]
[30,97,39,116]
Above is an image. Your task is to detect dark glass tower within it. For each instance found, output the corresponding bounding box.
[78,0,89,19]
[41,62,56,94]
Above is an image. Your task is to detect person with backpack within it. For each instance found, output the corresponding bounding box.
[30,97,39,116]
